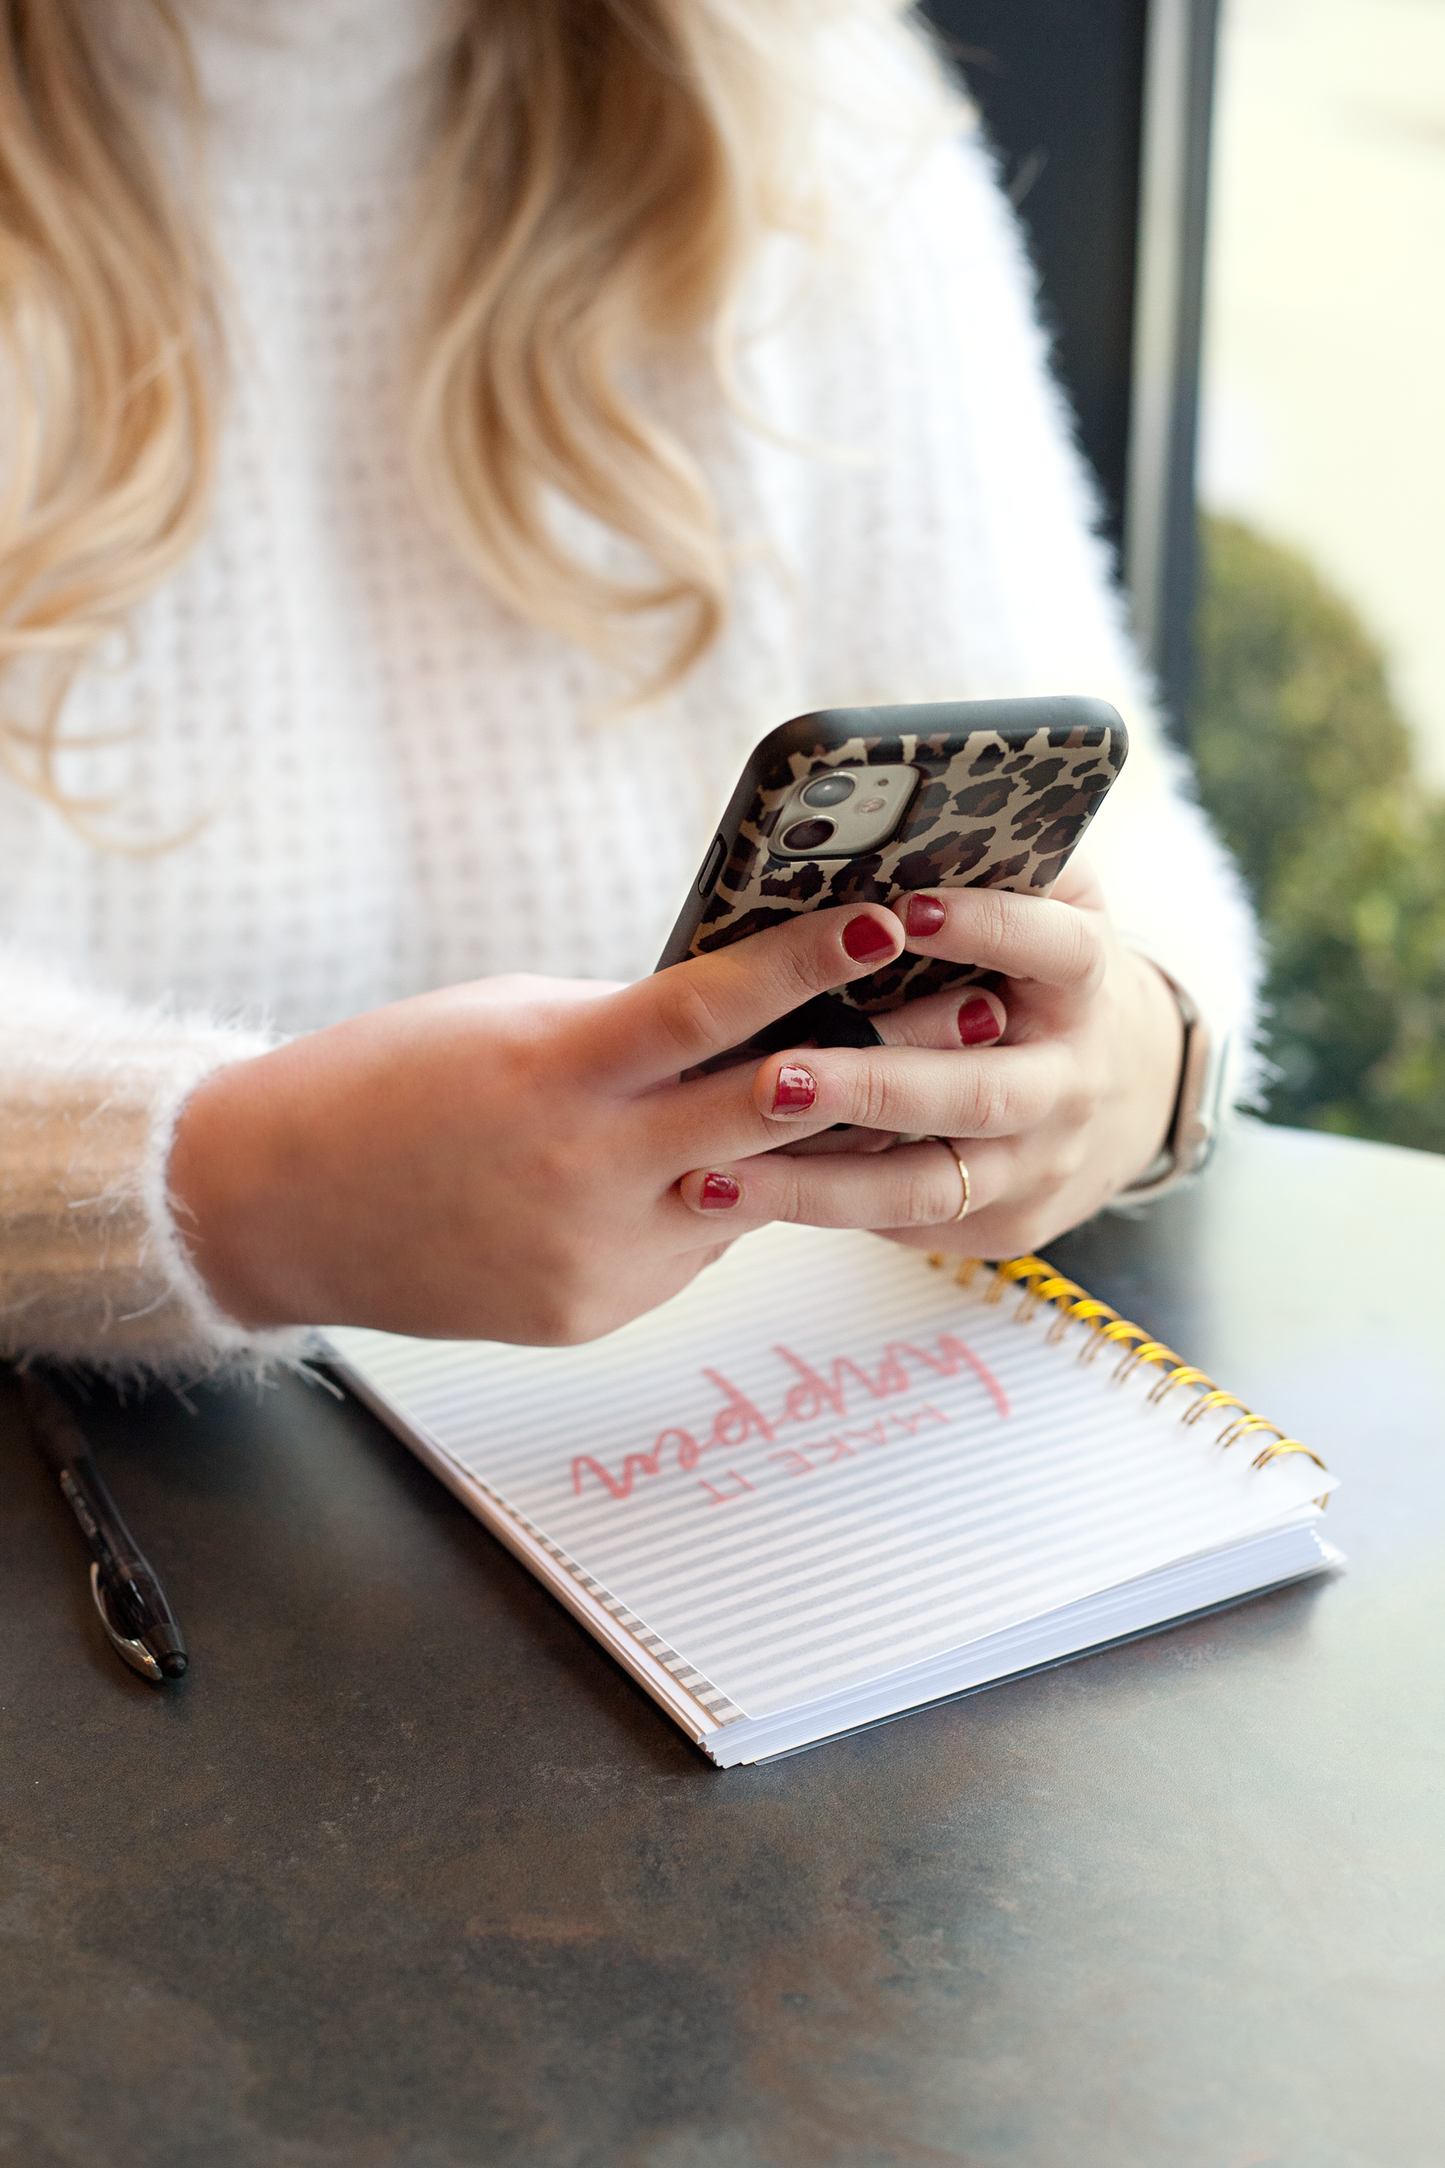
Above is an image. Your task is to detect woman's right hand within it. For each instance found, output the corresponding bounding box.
[167,903,1000,1346]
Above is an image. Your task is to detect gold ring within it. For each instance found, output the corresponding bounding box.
[947,1145,970,1221]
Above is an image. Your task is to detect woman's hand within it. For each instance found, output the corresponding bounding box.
[168,865,1179,1346]
[167,901,994,1345]
[675,856,1183,1261]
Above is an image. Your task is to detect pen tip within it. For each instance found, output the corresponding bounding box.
[160,1652,188,1680]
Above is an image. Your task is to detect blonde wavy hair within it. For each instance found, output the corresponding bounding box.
[0,0,949,811]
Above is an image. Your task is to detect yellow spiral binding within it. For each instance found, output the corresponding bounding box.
[1215,1413,1287,1451]
[1115,1338,1184,1384]
[1254,1439,1327,1473]
[1181,1389,1250,1428]
[1147,1364,1214,1406]
[926,1251,1328,1495]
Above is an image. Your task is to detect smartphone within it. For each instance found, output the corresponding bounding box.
[656,696,1127,1054]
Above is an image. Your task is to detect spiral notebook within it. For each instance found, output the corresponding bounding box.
[326,1226,1341,1766]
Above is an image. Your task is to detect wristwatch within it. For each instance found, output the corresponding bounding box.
[1114,969,1227,1203]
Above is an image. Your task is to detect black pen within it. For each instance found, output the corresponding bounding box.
[21,1372,189,1682]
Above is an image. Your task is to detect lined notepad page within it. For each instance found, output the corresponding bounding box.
[330,1226,1334,1723]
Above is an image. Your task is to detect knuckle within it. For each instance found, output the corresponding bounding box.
[848,1056,901,1133]
[519,1257,590,1345]
[995,1204,1059,1256]
[650,970,735,1062]
[750,919,846,1015]
[775,1166,808,1224]
[777,929,836,1003]
[892,1136,961,1222]
[522,1232,618,1345]
[542,1305,611,1347]
[1060,909,1105,989]
[902,1167,950,1226]
[1057,1076,1098,1133]
[506,1141,623,1343]
[972,888,1014,959]
[1049,1132,1089,1186]
[523,1129,592,1204]
[953,1067,1013,1136]
[555,1303,618,1347]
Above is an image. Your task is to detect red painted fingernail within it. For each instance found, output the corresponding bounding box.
[842,914,896,963]
[905,894,946,938]
[958,996,1001,1046]
[772,1063,817,1114]
[699,1172,742,1210]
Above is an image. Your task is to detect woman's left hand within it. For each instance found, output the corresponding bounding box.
[866,854,1182,1255]
[678,856,1183,1258]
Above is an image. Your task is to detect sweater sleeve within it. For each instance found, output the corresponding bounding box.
[746,115,1264,1117]
[907,129,1264,1110]
[0,945,314,1381]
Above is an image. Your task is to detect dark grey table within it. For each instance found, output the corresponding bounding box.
[2,1121,1442,2168]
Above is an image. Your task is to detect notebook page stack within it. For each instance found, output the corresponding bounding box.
[327,1225,1340,1765]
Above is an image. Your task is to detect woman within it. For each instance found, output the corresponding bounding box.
[0,0,1254,1379]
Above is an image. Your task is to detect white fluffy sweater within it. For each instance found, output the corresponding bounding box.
[0,0,1257,1379]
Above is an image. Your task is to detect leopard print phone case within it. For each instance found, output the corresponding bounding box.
[656,697,1127,1051]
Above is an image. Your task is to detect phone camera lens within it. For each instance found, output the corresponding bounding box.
[799,774,857,809]
[780,817,837,853]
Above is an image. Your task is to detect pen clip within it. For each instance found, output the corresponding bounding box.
[89,1563,163,1683]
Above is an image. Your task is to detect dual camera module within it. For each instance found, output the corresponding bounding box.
[773,763,919,860]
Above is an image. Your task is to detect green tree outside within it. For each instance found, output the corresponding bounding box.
[1191,514,1445,1153]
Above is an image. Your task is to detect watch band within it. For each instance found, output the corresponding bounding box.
[1114,969,1226,1202]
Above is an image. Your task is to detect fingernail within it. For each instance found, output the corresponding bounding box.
[842,914,896,963]
[772,1063,817,1114]
[958,996,1001,1046]
[905,894,946,938]
[699,1172,742,1210]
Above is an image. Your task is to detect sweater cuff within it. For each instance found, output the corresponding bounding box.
[143,1048,322,1381]
[0,962,316,1382]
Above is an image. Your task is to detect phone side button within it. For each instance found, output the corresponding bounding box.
[697,835,727,897]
